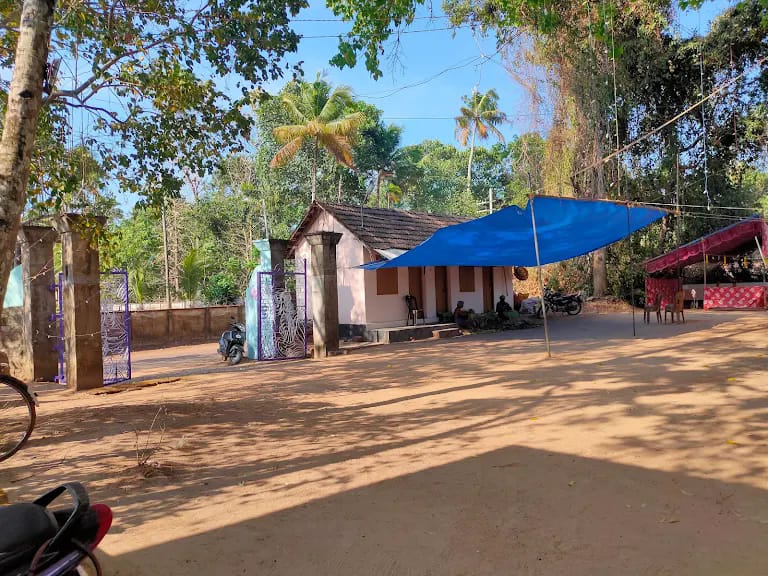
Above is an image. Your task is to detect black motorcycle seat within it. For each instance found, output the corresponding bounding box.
[0,503,58,572]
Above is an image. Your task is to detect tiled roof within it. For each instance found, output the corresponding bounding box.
[289,201,470,253]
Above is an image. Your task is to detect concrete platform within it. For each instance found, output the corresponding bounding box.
[367,323,459,344]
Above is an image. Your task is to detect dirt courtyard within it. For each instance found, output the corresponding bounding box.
[2,311,768,575]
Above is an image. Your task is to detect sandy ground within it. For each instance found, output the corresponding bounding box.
[2,310,768,575]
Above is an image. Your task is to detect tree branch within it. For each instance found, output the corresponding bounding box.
[43,0,213,106]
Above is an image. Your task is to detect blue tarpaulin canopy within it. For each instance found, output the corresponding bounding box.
[361,196,667,270]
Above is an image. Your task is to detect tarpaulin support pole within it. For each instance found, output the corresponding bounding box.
[626,206,636,337]
[755,237,767,306]
[530,196,551,358]
[703,251,707,309]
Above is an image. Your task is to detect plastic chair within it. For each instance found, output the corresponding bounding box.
[664,290,686,324]
[404,295,424,326]
[643,292,662,324]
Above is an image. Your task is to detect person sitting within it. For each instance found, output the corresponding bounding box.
[495,295,513,320]
[454,300,471,329]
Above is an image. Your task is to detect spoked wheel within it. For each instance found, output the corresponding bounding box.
[0,374,36,463]
[566,301,582,315]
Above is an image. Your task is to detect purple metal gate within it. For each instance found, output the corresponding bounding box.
[51,272,65,383]
[257,260,308,361]
[101,270,132,383]
[52,270,131,384]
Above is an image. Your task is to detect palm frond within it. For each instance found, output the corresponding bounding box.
[484,122,506,143]
[455,126,470,146]
[480,106,507,121]
[325,111,365,136]
[273,124,308,143]
[270,136,304,168]
[280,94,308,124]
[318,85,354,122]
[317,133,355,168]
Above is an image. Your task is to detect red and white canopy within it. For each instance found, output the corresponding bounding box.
[645,216,768,274]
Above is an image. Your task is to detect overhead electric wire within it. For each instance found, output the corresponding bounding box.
[637,201,760,212]
[292,15,452,22]
[300,25,470,39]
[355,35,518,100]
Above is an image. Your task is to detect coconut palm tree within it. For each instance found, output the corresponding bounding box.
[270,75,365,201]
[454,88,507,194]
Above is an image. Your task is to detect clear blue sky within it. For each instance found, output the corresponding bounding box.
[240,0,731,147]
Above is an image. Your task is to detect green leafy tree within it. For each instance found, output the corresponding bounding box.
[129,268,149,307]
[455,89,507,195]
[398,140,479,216]
[323,0,768,298]
[0,0,307,317]
[269,75,366,201]
[203,273,239,305]
[355,121,405,206]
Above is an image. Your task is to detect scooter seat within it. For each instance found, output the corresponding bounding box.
[0,503,58,573]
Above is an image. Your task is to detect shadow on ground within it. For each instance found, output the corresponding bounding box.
[2,312,766,575]
[106,445,768,576]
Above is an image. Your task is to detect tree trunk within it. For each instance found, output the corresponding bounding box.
[375,171,382,207]
[161,207,172,309]
[0,0,54,320]
[261,197,269,238]
[311,138,318,202]
[466,126,476,194]
[591,122,608,297]
[170,202,180,295]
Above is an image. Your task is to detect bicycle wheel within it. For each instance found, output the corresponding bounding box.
[0,374,36,463]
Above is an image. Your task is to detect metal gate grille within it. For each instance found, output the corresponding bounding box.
[52,270,131,385]
[101,270,131,384]
[257,260,307,361]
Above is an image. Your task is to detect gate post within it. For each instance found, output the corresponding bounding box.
[55,214,104,390]
[306,232,342,359]
[19,225,58,381]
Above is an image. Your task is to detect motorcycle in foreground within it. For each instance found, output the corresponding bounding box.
[218,319,245,365]
[536,289,583,318]
[0,482,112,576]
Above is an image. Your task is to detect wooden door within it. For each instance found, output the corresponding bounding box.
[483,267,494,312]
[408,267,424,309]
[434,266,448,313]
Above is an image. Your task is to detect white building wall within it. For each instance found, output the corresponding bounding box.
[362,265,413,328]
[493,266,516,301]
[293,212,367,326]
[447,266,484,313]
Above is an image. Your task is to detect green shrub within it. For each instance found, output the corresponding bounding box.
[203,273,239,305]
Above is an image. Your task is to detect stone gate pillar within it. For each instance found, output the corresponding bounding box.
[55,214,104,390]
[19,225,58,381]
[269,238,289,292]
[306,232,342,359]
[269,239,289,271]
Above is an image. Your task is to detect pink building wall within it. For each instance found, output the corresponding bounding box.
[294,211,515,330]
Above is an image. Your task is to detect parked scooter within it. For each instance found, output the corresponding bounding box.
[0,482,112,576]
[218,318,245,365]
[536,288,583,318]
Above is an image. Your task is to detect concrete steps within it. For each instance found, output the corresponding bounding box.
[367,323,460,344]
[433,327,461,339]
